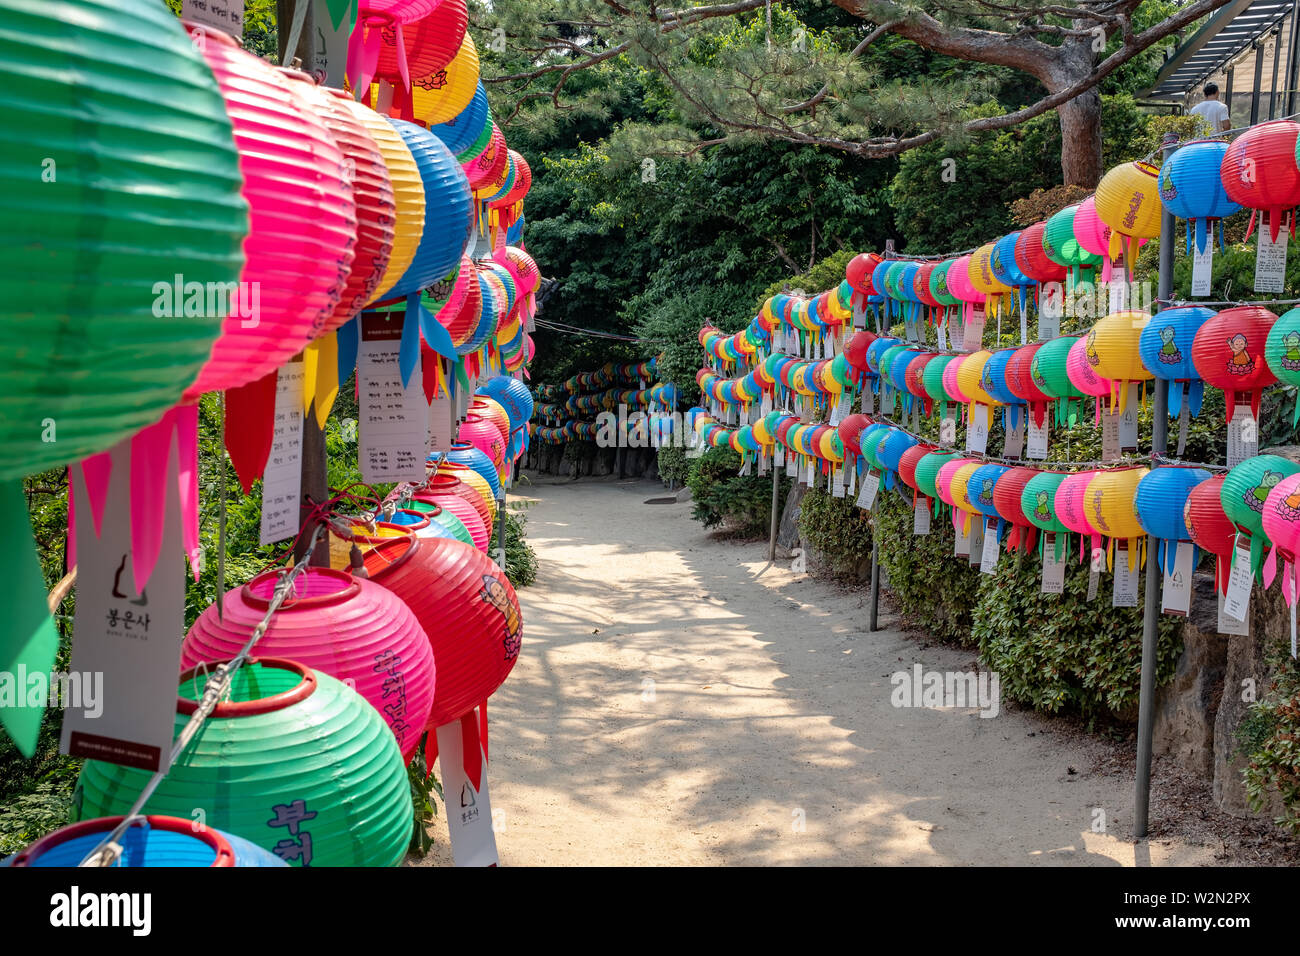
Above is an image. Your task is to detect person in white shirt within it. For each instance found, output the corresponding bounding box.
[1189,83,1231,134]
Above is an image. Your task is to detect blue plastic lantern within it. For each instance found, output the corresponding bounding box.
[1137,306,1213,417]
[1158,140,1241,253]
[1135,465,1212,570]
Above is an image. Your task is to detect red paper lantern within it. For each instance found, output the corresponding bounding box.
[469,395,510,446]
[1220,120,1300,241]
[181,568,435,759]
[487,150,532,210]
[904,352,938,415]
[361,536,520,730]
[1191,306,1279,420]
[1014,221,1067,283]
[375,0,468,87]
[836,414,871,459]
[1184,475,1237,593]
[991,466,1040,554]
[458,413,506,471]
[898,443,935,495]
[845,252,882,293]
[843,330,878,376]
[413,484,489,551]
[423,472,490,530]
[913,262,941,310]
[1005,342,1052,428]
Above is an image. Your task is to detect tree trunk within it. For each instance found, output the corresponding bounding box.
[1058,89,1103,188]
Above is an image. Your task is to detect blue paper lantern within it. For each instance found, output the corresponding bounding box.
[876,428,918,490]
[1135,465,1212,569]
[1158,140,1242,253]
[386,118,474,298]
[2,816,287,868]
[477,375,534,429]
[1138,306,1213,416]
[429,82,490,157]
[980,348,1024,431]
[967,464,1010,540]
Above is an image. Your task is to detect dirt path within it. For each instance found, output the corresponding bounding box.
[424,475,1232,866]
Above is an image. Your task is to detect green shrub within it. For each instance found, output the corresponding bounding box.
[1242,628,1300,833]
[657,445,691,486]
[797,485,873,580]
[687,446,787,536]
[498,506,539,589]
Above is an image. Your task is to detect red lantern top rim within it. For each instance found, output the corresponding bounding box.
[241,566,361,610]
[8,815,236,868]
[176,657,318,718]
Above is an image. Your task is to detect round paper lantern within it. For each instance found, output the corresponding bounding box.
[75,659,413,867]
[1089,311,1153,412]
[1139,306,1213,417]
[1222,454,1300,578]
[876,429,917,490]
[956,350,998,407]
[935,457,980,513]
[185,24,356,396]
[969,243,1012,315]
[836,414,872,461]
[929,259,962,308]
[1005,343,1051,428]
[1262,472,1300,603]
[1221,120,1300,241]
[1085,467,1149,569]
[860,424,892,473]
[470,395,511,446]
[289,79,395,332]
[181,568,435,759]
[942,353,970,406]
[405,498,474,546]
[2,815,286,868]
[430,82,489,158]
[921,354,956,418]
[375,0,468,86]
[1094,161,1162,274]
[1192,306,1279,421]
[413,485,489,551]
[1185,475,1238,593]
[438,466,496,526]
[1043,204,1102,284]
[947,462,983,535]
[352,101,424,302]
[980,348,1023,429]
[1056,470,1103,564]
[1031,335,1084,426]
[898,443,934,495]
[1022,471,1069,556]
[1267,307,1300,426]
[433,256,479,344]
[1067,335,1111,420]
[991,231,1032,293]
[846,252,883,295]
[967,463,1009,534]
[459,413,507,474]
[1072,196,1112,274]
[1159,139,1240,253]
[1014,221,1067,283]
[361,536,521,728]
[407,32,480,127]
[0,0,247,476]
[384,118,472,298]
[387,508,453,540]
[1136,466,1213,570]
[914,450,959,507]
[992,466,1041,554]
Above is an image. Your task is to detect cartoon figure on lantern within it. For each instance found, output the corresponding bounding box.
[1031,364,1049,390]
[1278,489,1300,522]
[1281,330,1300,372]
[1086,330,1100,367]
[1227,333,1256,376]
[1247,471,1283,513]
[1157,327,1182,365]
[1159,167,1177,202]
[1033,491,1051,521]
[480,574,522,661]
[977,479,995,507]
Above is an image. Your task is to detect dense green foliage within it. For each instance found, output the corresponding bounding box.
[797,486,873,581]
[686,447,787,537]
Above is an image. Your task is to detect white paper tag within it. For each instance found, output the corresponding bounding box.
[1004,419,1025,459]
[1218,589,1250,635]
[786,455,798,478]
[259,361,305,545]
[1191,242,1214,297]
[832,466,846,498]
[1112,546,1139,607]
[846,463,857,495]
[940,414,957,446]
[1101,408,1120,462]
[1039,286,1062,341]
[435,715,500,867]
[803,458,815,487]
[857,471,880,510]
[1108,277,1128,314]
[183,0,243,38]
[62,440,186,773]
[979,518,1000,573]
[861,388,875,415]
[358,315,428,483]
[955,522,971,557]
[761,393,774,417]
[1041,533,1065,593]
[1255,222,1288,293]
[1088,546,1103,602]
[1027,418,1049,460]
[962,309,986,352]
[968,516,984,566]
[937,318,948,351]
[1227,404,1258,468]
[1222,544,1253,622]
[913,499,931,535]
[1161,540,1194,616]
[1119,383,1139,451]
[965,403,990,455]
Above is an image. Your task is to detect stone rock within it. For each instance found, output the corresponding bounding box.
[1152,573,1227,778]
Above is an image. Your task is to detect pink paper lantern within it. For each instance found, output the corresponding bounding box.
[1263,472,1300,604]
[1066,335,1110,422]
[184,26,356,398]
[942,353,970,405]
[458,413,506,474]
[181,567,436,759]
[1056,470,1104,563]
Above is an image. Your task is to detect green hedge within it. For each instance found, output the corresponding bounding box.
[687,446,789,537]
[797,486,873,580]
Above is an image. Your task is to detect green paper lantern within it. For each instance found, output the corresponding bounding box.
[406,498,475,546]
[921,354,955,414]
[915,450,958,510]
[0,0,247,479]
[1042,205,1102,283]
[1030,336,1085,427]
[929,260,961,306]
[1022,471,1069,560]
[860,424,891,470]
[1221,454,1300,579]
[74,660,412,868]
[1265,307,1300,426]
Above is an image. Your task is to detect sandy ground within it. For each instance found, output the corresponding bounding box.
[417,475,1253,866]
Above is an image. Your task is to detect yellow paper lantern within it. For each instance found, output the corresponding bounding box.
[496,315,521,346]
[969,243,1011,309]
[1085,467,1149,570]
[818,428,842,463]
[1088,311,1153,413]
[1094,161,1162,269]
[410,33,479,127]
[949,462,982,534]
[956,350,998,406]
[350,102,423,301]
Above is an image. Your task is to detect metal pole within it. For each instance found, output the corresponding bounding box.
[868,521,880,632]
[1135,131,1179,841]
[1251,41,1265,126]
[1271,26,1284,120]
[496,495,507,570]
[767,456,780,562]
[1286,0,1300,116]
